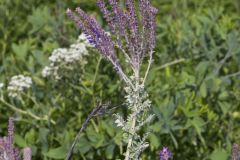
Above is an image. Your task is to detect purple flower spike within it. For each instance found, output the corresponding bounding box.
[23,147,31,160]
[8,117,14,147]
[0,118,32,160]
[159,147,171,160]
[67,0,158,87]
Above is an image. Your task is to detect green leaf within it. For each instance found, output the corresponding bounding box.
[190,117,206,145]
[218,91,229,100]
[77,136,91,154]
[28,6,52,33]
[113,132,123,146]
[39,128,49,154]
[227,31,238,54]
[25,128,36,144]
[218,101,231,115]
[101,121,114,136]
[45,146,67,159]
[200,82,207,98]
[85,125,105,149]
[11,42,29,61]
[210,149,228,160]
[196,61,209,75]
[14,134,27,147]
[105,144,115,159]
[148,133,160,148]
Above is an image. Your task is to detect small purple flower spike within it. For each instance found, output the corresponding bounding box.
[159,147,171,160]
[23,147,31,160]
[0,117,31,160]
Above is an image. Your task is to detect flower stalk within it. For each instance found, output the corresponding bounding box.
[124,79,139,160]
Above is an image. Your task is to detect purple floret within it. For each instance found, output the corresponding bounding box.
[159,147,171,160]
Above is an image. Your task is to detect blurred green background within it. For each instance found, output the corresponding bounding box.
[0,0,240,159]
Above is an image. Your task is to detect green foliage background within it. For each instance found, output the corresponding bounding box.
[0,0,240,159]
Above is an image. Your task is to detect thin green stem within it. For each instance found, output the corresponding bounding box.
[69,82,93,95]
[155,58,185,71]
[92,56,102,88]
[1,98,41,120]
[0,98,55,124]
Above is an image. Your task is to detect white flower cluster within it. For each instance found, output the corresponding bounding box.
[41,66,52,78]
[0,83,4,90]
[7,75,32,98]
[42,34,89,80]
[48,44,87,64]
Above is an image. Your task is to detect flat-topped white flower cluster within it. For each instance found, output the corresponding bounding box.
[42,34,89,80]
[7,75,32,98]
[48,43,87,64]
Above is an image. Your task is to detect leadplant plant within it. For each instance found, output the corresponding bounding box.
[67,0,158,159]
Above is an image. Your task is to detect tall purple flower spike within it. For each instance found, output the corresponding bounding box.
[67,0,158,86]
[159,147,171,160]
[0,118,31,160]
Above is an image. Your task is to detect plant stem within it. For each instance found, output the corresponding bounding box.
[0,98,54,123]
[222,71,240,79]
[92,56,102,89]
[143,51,153,85]
[124,114,137,160]
[155,58,185,71]
[125,70,140,160]
[66,102,107,160]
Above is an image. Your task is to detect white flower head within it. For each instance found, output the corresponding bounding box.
[48,46,86,64]
[48,48,68,63]
[78,33,88,41]
[0,83,4,89]
[42,66,52,77]
[7,75,32,98]
[70,43,88,56]
[42,34,89,81]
